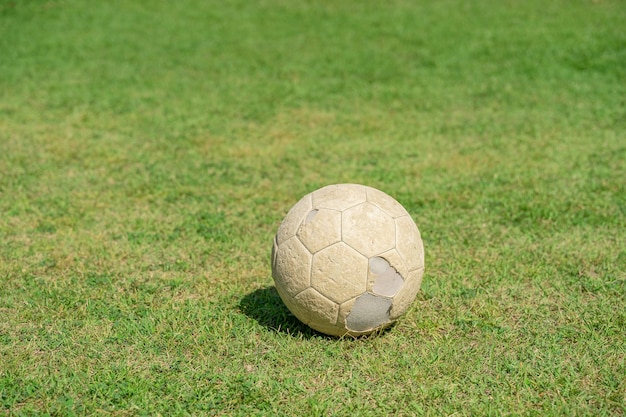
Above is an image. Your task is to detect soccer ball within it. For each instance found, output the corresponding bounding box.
[271,183,424,337]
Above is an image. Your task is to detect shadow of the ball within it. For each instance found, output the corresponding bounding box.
[238,286,318,338]
[238,285,396,339]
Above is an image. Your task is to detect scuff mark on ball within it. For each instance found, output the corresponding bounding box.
[345,293,392,333]
[369,257,404,297]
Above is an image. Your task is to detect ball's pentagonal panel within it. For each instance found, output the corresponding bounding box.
[395,215,425,271]
[365,186,410,218]
[273,236,311,297]
[389,268,424,320]
[368,256,404,298]
[342,202,395,257]
[276,194,313,245]
[312,184,367,211]
[311,242,368,304]
[296,208,341,254]
[272,183,425,337]
[293,288,339,329]
[345,293,393,333]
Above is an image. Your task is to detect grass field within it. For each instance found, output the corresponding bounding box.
[1,0,625,415]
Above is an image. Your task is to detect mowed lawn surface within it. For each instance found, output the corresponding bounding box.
[1,0,624,415]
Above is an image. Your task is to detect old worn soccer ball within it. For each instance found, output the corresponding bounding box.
[271,183,424,337]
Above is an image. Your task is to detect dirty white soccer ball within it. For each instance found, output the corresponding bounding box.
[271,183,425,337]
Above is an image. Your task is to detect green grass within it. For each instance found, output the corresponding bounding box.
[1,0,625,415]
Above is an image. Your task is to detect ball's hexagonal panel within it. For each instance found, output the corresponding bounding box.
[365,186,410,218]
[296,208,341,254]
[276,193,312,245]
[312,184,367,211]
[389,268,424,320]
[311,242,368,304]
[395,215,424,271]
[272,236,312,297]
[293,287,339,329]
[342,202,395,257]
[368,256,404,298]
